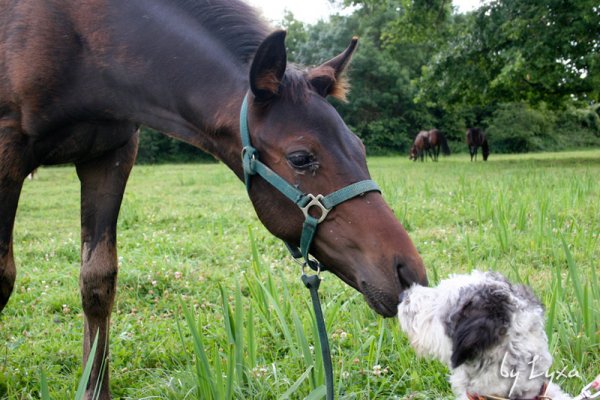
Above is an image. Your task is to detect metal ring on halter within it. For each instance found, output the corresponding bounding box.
[300,194,330,223]
[241,146,257,167]
[302,259,321,276]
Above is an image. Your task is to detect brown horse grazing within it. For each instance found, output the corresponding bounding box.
[466,128,490,161]
[0,0,427,398]
[409,130,431,162]
[409,129,450,162]
[427,129,451,161]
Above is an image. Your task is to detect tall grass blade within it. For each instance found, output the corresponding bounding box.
[211,345,224,398]
[561,237,584,314]
[180,299,218,399]
[305,385,327,400]
[234,282,245,386]
[74,330,99,400]
[226,344,235,400]
[40,369,50,400]
[374,319,385,367]
[545,274,559,346]
[218,285,237,400]
[278,366,314,400]
[246,303,256,368]
[91,342,108,400]
[220,284,235,344]
[256,279,295,348]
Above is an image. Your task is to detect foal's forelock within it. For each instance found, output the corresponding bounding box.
[307,66,350,102]
[262,67,350,105]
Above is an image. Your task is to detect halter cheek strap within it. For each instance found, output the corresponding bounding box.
[240,94,380,268]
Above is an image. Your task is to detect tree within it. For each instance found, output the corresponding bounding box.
[419,0,600,109]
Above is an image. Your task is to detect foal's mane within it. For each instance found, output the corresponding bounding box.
[173,0,348,103]
[174,0,270,65]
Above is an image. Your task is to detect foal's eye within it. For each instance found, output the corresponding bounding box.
[287,151,317,170]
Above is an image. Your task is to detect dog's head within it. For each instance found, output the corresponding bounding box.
[398,271,543,367]
[398,271,554,399]
[445,283,513,368]
[397,271,509,366]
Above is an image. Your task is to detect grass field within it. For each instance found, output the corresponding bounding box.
[1,149,598,399]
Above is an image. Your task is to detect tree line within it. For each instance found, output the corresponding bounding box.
[137,0,599,163]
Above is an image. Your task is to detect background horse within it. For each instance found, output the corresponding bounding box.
[426,129,451,161]
[0,1,427,398]
[409,129,450,162]
[409,130,431,161]
[466,128,490,161]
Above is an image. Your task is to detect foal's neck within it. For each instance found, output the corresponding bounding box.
[97,0,265,174]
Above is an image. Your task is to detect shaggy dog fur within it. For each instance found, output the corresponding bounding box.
[397,270,572,400]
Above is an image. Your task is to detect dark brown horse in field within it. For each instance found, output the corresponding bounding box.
[409,129,450,162]
[426,129,450,161]
[0,0,427,398]
[466,128,490,161]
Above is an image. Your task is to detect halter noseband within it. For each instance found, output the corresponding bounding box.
[240,94,380,269]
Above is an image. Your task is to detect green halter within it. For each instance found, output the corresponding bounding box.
[239,94,381,269]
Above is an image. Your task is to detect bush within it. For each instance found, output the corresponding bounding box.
[354,118,413,154]
[137,127,215,164]
[485,103,556,153]
[483,103,600,153]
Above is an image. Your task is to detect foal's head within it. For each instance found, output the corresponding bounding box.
[243,31,427,317]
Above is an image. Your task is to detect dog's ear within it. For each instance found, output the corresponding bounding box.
[450,288,512,368]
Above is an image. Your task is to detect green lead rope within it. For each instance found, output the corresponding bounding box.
[302,274,334,400]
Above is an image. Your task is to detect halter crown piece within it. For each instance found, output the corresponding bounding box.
[239,93,381,269]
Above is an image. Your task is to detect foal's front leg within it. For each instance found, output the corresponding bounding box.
[75,130,138,400]
[0,130,33,313]
[0,174,24,313]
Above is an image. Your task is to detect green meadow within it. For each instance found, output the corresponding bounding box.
[1,149,598,399]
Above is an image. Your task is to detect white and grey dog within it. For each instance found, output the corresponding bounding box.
[397,270,572,400]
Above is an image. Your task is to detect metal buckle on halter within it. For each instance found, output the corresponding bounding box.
[300,194,330,223]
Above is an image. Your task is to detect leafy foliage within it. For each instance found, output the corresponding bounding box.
[419,0,600,108]
[485,103,556,153]
[485,103,600,153]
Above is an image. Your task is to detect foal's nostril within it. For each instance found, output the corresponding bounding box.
[397,260,427,289]
[397,263,412,289]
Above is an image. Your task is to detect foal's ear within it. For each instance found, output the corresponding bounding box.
[308,37,358,101]
[250,30,287,100]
